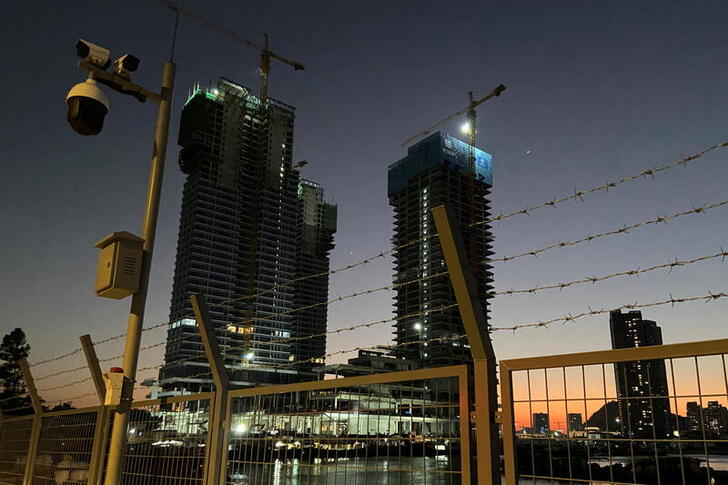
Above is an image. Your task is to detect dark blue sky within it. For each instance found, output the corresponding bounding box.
[1,0,727,404]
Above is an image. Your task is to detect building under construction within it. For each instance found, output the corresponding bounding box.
[388,132,494,368]
[159,78,336,394]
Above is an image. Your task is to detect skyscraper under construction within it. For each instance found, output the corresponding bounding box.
[159,78,336,394]
[387,132,494,367]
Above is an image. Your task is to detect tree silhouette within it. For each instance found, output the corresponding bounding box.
[0,328,32,416]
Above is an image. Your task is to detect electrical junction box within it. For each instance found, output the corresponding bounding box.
[94,231,144,299]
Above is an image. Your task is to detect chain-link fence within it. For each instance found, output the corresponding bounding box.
[500,338,728,485]
[0,416,34,485]
[225,366,470,484]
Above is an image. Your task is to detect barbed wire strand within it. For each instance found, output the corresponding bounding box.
[493,249,728,297]
[29,348,83,368]
[155,304,459,377]
[207,142,728,311]
[25,143,727,369]
[27,319,174,369]
[487,200,728,264]
[492,291,728,332]
[471,141,728,228]
[166,333,469,384]
[231,271,450,326]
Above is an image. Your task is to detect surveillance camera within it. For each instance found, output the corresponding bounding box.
[112,54,140,80]
[75,39,111,70]
[66,77,109,136]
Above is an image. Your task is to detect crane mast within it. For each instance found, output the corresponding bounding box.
[401,84,506,264]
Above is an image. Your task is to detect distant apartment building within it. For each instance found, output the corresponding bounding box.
[610,310,672,439]
[159,79,336,394]
[568,413,584,434]
[387,132,493,367]
[687,400,728,435]
[533,413,550,435]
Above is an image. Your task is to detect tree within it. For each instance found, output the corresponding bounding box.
[0,328,32,416]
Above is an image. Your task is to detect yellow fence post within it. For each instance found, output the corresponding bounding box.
[80,335,106,404]
[18,358,43,485]
[432,204,500,485]
[190,293,230,485]
[499,362,517,485]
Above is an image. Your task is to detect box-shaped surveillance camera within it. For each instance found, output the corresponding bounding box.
[94,231,144,299]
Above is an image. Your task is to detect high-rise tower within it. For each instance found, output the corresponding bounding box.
[291,180,337,370]
[610,310,672,438]
[387,131,493,368]
[159,79,336,394]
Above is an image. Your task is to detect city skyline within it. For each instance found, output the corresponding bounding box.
[2,1,727,408]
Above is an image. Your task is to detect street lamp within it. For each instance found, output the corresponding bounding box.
[66,38,176,485]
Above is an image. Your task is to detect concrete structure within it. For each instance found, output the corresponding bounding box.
[159,79,336,394]
[609,310,672,439]
[387,132,493,367]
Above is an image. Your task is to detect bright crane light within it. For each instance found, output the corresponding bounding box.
[460,122,471,134]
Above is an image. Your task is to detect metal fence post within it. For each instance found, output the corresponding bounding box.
[432,204,500,485]
[87,405,112,485]
[499,362,517,485]
[18,358,43,485]
[80,333,112,485]
[80,334,106,404]
[191,293,230,485]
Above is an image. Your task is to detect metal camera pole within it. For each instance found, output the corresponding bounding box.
[103,61,175,485]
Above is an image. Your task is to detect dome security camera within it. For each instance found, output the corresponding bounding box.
[66,77,109,136]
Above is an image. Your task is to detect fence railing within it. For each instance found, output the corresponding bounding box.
[223,365,470,484]
[500,337,728,485]
[4,338,728,484]
[0,365,470,485]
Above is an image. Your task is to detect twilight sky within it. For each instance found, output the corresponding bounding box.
[1,0,727,406]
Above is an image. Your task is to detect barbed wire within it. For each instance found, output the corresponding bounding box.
[492,290,728,332]
[163,333,468,384]
[266,303,458,346]
[470,141,728,228]
[231,271,449,327]
[29,348,83,368]
[23,142,727,372]
[35,364,89,382]
[487,200,728,264]
[492,249,728,297]
[37,375,94,393]
[27,318,174,370]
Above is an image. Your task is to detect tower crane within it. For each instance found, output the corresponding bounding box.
[401,84,506,265]
[160,0,304,102]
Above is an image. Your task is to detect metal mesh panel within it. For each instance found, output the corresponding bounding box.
[227,375,464,484]
[508,353,728,484]
[31,410,99,485]
[0,417,34,485]
[115,396,211,485]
